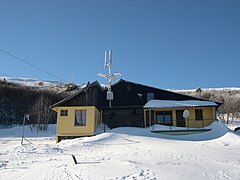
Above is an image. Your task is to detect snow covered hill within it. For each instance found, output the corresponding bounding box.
[0,77,84,93]
[1,76,240,94]
[0,77,61,88]
[173,87,240,92]
[1,122,240,180]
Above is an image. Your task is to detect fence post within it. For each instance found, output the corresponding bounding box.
[202,119,204,130]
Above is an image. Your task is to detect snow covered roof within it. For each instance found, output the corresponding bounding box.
[144,100,218,109]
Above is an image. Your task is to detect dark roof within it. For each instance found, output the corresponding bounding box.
[50,81,103,108]
[113,79,222,106]
[50,79,222,108]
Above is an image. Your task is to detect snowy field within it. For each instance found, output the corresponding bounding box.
[0,122,240,180]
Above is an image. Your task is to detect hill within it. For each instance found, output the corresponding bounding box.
[0,77,82,127]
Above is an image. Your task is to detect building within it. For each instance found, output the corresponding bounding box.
[50,81,103,143]
[50,79,221,142]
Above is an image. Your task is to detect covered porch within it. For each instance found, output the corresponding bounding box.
[143,100,218,129]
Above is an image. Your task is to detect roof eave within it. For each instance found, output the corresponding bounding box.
[144,105,218,109]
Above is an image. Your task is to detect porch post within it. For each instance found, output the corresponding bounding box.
[202,119,204,130]
[149,108,151,127]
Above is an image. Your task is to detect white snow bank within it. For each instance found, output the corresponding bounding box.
[0,124,56,138]
[225,120,240,135]
[108,121,234,142]
[0,121,237,142]
[94,123,110,135]
[1,122,240,179]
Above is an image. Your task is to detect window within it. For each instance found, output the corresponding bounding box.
[156,111,172,125]
[60,110,68,116]
[195,109,203,120]
[147,93,154,101]
[75,110,86,126]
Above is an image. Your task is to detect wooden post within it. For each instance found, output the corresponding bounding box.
[72,155,77,164]
[21,114,26,145]
[21,113,30,145]
[149,109,151,127]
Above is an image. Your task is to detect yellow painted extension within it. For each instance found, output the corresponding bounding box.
[144,106,216,128]
[51,106,101,143]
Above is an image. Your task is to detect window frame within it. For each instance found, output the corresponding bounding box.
[74,110,87,126]
[156,111,173,126]
[60,110,68,116]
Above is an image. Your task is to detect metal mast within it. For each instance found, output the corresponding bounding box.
[97,50,122,107]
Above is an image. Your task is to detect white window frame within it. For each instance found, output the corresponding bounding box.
[74,110,86,126]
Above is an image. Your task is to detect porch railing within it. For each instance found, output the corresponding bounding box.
[151,119,216,131]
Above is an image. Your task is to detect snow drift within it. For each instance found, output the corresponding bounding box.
[0,121,240,179]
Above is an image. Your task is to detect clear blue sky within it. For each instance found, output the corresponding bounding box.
[0,0,239,89]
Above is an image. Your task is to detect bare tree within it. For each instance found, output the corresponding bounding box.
[32,95,53,131]
[179,89,240,124]
[196,88,202,95]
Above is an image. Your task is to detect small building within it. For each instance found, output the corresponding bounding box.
[50,81,103,143]
[51,106,101,143]
[50,79,221,142]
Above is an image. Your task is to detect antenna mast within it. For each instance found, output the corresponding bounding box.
[97,50,122,107]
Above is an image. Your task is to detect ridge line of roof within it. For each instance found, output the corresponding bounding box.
[113,79,222,104]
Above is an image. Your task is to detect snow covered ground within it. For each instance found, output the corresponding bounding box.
[0,122,240,180]
[225,120,240,132]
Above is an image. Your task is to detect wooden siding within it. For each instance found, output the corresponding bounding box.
[102,80,206,107]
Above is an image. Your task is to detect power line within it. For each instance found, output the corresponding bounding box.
[0,72,13,77]
[0,48,67,82]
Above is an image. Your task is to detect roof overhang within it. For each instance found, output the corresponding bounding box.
[144,100,218,109]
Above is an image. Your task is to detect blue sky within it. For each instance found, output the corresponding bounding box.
[0,0,239,89]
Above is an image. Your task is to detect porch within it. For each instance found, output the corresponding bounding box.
[143,100,218,129]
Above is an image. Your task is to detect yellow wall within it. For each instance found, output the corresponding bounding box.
[52,106,101,142]
[144,106,216,128]
[94,108,101,131]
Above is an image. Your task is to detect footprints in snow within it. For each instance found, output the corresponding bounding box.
[109,169,157,180]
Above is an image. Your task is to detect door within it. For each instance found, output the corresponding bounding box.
[146,110,154,127]
[176,110,186,127]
